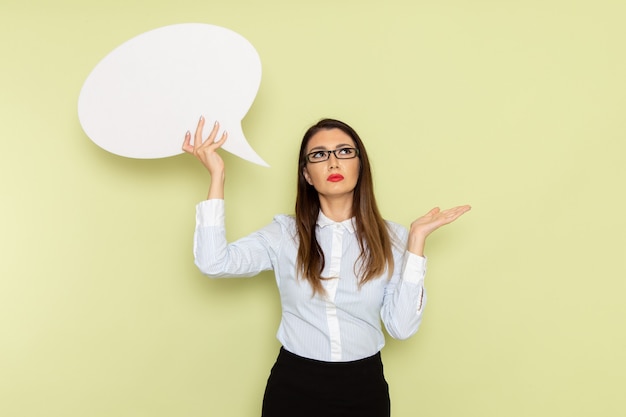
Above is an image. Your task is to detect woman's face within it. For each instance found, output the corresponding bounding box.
[302,128,360,200]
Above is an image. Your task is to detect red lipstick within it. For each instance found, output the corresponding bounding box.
[327,174,344,182]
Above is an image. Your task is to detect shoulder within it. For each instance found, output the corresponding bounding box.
[247,214,297,248]
[271,214,297,235]
[384,219,407,235]
[273,214,295,225]
[384,219,408,245]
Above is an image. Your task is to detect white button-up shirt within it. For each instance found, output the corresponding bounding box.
[194,199,427,362]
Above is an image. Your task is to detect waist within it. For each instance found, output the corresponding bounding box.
[277,346,383,371]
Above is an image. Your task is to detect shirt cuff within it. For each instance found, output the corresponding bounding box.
[195,199,225,227]
[402,251,427,285]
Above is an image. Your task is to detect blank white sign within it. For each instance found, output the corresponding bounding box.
[78,23,268,166]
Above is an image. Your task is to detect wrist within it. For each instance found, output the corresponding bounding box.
[209,168,225,179]
[407,234,426,257]
[207,173,225,200]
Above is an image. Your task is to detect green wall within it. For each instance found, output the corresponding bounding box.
[2,0,625,416]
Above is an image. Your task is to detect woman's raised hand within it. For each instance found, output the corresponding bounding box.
[407,205,471,256]
[182,116,228,177]
[182,116,228,199]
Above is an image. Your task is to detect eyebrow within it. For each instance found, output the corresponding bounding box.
[307,143,354,152]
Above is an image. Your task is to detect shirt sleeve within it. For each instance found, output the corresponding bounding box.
[193,199,280,278]
[380,226,428,340]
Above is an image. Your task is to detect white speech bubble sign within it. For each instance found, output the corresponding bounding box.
[78,23,268,166]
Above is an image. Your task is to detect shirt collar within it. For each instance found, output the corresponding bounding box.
[316,210,356,233]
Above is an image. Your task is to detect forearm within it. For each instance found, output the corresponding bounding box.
[207,170,225,200]
[382,253,427,339]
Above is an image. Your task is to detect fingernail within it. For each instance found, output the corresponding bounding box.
[186,130,190,136]
[199,115,204,122]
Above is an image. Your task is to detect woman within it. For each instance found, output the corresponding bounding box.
[182,117,470,417]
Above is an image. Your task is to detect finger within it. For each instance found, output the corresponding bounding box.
[450,204,471,211]
[193,115,206,146]
[442,205,470,213]
[212,130,228,149]
[441,205,471,222]
[200,127,228,154]
[426,207,440,217]
[182,130,193,153]
[197,120,222,150]
[448,205,472,216]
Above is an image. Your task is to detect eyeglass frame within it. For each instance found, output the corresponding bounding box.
[305,147,360,163]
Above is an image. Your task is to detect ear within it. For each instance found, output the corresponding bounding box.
[303,166,313,185]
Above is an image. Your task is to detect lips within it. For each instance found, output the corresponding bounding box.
[327,174,344,182]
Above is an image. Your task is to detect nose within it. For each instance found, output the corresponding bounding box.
[327,152,340,167]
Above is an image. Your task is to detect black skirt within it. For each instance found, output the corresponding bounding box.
[262,347,390,417]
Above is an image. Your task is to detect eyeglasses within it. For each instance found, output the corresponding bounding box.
[305,147,359,163]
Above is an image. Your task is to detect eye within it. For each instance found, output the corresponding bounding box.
[310,151,327,160]
[337,147,355,156]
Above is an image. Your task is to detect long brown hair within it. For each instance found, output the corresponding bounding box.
[295,118,394,295]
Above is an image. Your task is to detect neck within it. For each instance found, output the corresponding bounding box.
[318,193,354,222]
